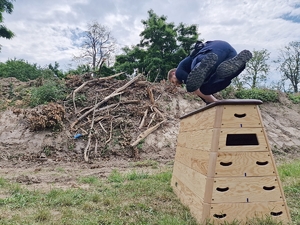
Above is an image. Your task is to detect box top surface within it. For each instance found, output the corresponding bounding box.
[180,99,263,119]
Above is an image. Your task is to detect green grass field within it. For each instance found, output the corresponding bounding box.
[0,160,299,225]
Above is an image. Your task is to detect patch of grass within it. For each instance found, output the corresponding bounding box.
[278,160,300,182]
[34,208,52,223]
[287,93,300,104]
[78,176,100,185]
[278,160,300,224]
[131,159,159,168]
[125,170,149,180]
[107,169,125,183]
[0,177,7,187]
[0,166,298,224]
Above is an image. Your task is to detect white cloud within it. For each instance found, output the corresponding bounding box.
[0,0,299,82]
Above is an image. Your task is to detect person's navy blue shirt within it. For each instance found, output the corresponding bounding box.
[175,56,193,84]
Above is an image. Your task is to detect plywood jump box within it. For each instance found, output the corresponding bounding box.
[171,99,291,224]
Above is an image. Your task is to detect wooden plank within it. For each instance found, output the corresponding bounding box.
[179,107,216,132]
[180,99,263,119]
[208,151,276,177]
[207,176,282,203]
[220,105,262,128]
[260,126,292,219]
[174,146,210,175]
[217,128,269,152]
[203,201,290,224]
[171,175,204,223]
[176,129,213,151]
[213,105,224,128]
[172,161,207,200]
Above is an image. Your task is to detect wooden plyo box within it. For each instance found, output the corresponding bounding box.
[171,99,291,224]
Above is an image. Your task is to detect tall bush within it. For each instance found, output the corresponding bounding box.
[30,79,67,107]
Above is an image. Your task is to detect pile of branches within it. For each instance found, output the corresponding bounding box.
[64,73,168,162]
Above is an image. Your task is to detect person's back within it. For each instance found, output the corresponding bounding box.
[168,40,252,103]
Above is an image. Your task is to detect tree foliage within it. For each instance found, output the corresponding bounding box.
[48,61,65,79]
[275,41,300,93]
[241,49,270,89]
[74,21,116,76]
[0,58,47,81]
[114,9,199,82]
[0,0,15,52]
[114,45,146,77]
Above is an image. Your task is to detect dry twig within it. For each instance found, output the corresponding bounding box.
[105,121,113,144]
[84,96,98,162]
[131,120,166,147]
[72,72,124,113]
[139,108,148,129]
[99,121,107,133]
[70,74,142,129]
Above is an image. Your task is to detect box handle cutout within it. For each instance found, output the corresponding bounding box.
[263,186,275,191]
[234,113,246,118]
[216,187,229,192]
[256,161,269,166]
[226,134,259,146]
[270,211,283,217]
[220,162,232,166]
[213,213,227,219]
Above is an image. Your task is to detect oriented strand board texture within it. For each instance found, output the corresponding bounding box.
[220,105,262,128]
[203,201,290,224]
[177,129,214,151]
[207,176,282,203]
[171,101,291,224]
[217,128,269,152]
[179,107,217,131]
[212,151,275,177]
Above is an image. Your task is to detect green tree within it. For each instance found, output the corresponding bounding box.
[74,21,116,76]
[0,0,15,50]
[48,61,65,79]
[66,64,92,75]
[241,49,270,89]
[114,9,199,82]
[114,45,147,77]
[275,41,300,93]
[0,58,44,81]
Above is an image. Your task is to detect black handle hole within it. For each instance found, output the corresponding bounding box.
[263,186,275,191]
[234,113,246,118]
[216,187,229,192]
[256,161,269,166]
[213,213,227,219]
[220,162,233,166]
[270,211,283,217]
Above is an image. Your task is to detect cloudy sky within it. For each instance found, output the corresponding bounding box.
[0,0,300,81]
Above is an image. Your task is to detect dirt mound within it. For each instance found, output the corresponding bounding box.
[0,75,300,190]
[0,75,202,167]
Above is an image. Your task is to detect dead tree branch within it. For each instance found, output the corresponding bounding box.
[139,108,148,129]
[131,120,166,147]
[84,96,98,162]
[70,73,141,129]
[72,72,124,113]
